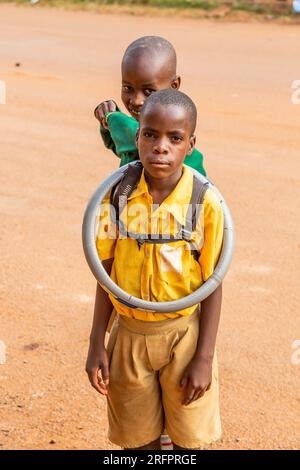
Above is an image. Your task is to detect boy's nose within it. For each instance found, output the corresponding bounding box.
[153,141,168,154]
[131,92,144,108]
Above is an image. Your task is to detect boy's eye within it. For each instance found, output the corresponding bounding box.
[171,136,183,143]
[143,131,154,138]
[122,85,132,92]
[144,89,156,97]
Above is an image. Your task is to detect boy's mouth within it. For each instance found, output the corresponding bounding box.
[149,159,170,167]
[129,107,141,118]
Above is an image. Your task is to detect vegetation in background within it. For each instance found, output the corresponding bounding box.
[4,0,299,20]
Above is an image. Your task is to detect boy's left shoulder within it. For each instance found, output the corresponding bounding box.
[203,186,223,215]
[183,166,221,212]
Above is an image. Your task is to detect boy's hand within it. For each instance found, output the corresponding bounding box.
[94,100,117,129]
[180,356,212,406]
[85,344,110,395]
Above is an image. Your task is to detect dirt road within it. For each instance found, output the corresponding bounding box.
[0,4,299,449]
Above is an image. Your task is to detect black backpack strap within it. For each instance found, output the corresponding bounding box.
[127,232,183,250]
[109,165,209,258]
[110,161,143,223]
[183,176,209,260]
[182,175,209,241]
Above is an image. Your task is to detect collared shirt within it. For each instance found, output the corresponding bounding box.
[96,166,223,322]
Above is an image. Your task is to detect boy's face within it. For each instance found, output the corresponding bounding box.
[121,54,180,121]
[136,103,195,180]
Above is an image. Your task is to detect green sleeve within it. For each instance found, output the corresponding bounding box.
[99,102,121,156]
[183,147,206,177]
[100,111,139,167]
[100,125,117,155]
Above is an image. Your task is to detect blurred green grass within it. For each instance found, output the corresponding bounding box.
[3,0,296,18]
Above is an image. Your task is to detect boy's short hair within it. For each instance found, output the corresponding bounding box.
[123,36,176,66]
[140,89,197,135]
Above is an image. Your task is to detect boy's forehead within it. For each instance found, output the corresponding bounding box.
[141,103,190,130]
[122,52,174,83]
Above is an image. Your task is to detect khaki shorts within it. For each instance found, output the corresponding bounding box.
[106,310,221,449]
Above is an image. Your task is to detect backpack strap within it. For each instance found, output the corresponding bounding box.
[182,175,209,241]
[110,164,209,259]
[110,161,143,223]
[182,176,209,260]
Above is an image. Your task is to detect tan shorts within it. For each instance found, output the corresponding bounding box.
[106,310,221,449]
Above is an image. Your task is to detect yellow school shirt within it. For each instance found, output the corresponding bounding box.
[96,166,223,321]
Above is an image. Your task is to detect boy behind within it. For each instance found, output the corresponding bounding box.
[86,89,223,449]
[94,36,206,176]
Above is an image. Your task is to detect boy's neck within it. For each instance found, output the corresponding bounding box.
[144,168,183,205]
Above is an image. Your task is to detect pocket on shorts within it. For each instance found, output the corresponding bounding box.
[106,319,120,364]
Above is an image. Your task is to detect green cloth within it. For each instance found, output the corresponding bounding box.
[100,110,206,176]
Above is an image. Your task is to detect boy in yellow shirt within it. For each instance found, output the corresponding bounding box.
[86,89,223,449]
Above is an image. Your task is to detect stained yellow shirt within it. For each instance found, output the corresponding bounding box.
[96,166,223,321]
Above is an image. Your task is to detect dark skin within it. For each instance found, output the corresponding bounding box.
[136,103,194,203]
[94,49,180,127]
[85,260,114,397]
[86,103,223,450]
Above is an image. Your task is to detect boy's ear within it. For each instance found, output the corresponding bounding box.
[136,128,140,147]
[171,75,181,90]
[187,134,196,155]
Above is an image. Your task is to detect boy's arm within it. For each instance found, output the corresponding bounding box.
[180,284,222,405]
[85,259,114,395]
[95,100,120,156]
[195,284,222,363]
[100,125,118,155]
[180,189,223,405]
[95,101,140,165]
[104,112,139,165]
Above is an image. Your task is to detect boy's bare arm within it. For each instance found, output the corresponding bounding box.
[180,283,222,406]
[85,258,114,395]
